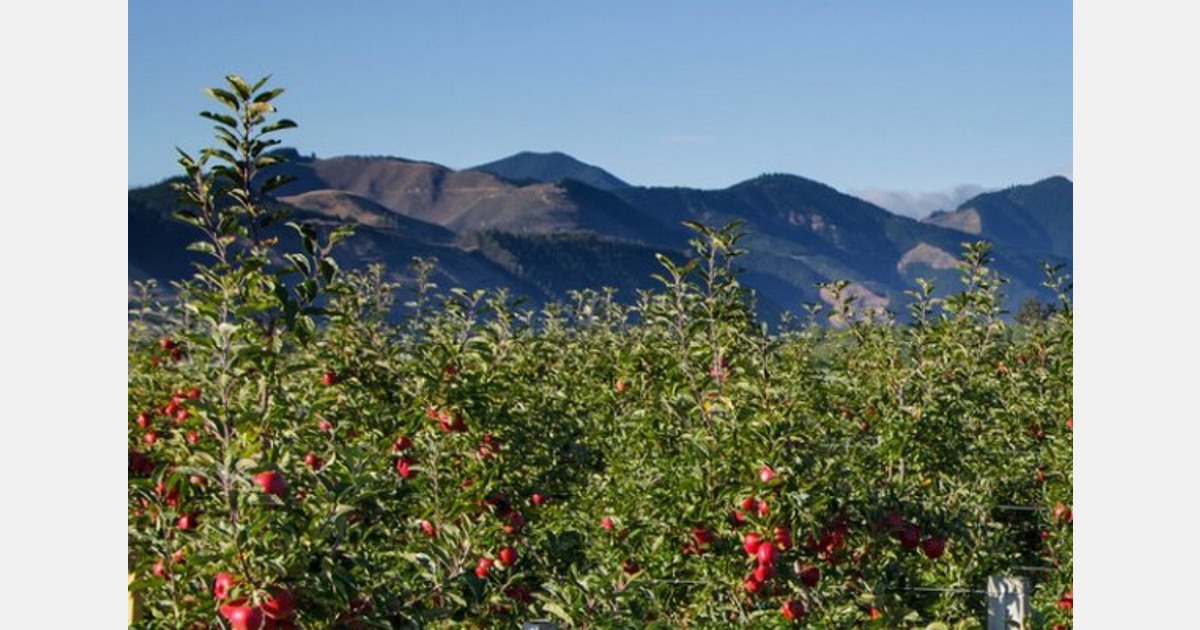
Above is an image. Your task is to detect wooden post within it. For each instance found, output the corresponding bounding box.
[987,575,1030,629]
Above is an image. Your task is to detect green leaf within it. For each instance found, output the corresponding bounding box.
[253,87,285,103]
[200,111,238,128]
[206,87,240,111]
[284,253,313,277]
[172,210,206,228]
[328,225,355,247]
[186,241,218,256]
[260,119,297,134]
[298,279,317,304]
[226,75,252,100]
[258,173,295,195]
[319,258,339,284]
[540,601,573,625]
[247,101,275,117]
[201,147,239,167]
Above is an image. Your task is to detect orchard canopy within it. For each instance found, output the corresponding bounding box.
[128,75,1072,629]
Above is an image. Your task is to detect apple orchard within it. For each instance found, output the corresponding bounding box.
[127,77,1073,628]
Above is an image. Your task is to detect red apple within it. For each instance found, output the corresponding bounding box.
[498,546,518,566]
[532,493,547,506]
[774,526,793,550]
[503,511,526,535]
[800,565,820,588]
[392,435,413,451]
[176,513,198,531]
[144,430,159,446]
[186,387,201,400]
[253,470,287,498]
[756,542,778,566]
[759,465,777,483]
[921,536,946,559]
[318,419,333,433]
[602,516,615,530]
[321,370,338,386]
[129,450,155,476]
[743,532,763,556]
[396,456,416,479]
[262,587,296,620]
[692,527,715,547]
[474,557,494,579]
[623,559,640,574]
[304,452,324,470]
[222,604,264,630]
[898,524,920,550]
[159,337,176,350]
[135,412,152,429]
[753,563,774,583]
[213,572,237,600]
[152,560,169,579]
[781,599,806,621]
[186,431,200,444]
[419,519,437,538]
[743,576,763,594]
[505,584,533,604]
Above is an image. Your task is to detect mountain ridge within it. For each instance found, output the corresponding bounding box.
[130,150,1071,320]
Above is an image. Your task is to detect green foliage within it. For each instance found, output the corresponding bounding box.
[128,77,1072,629]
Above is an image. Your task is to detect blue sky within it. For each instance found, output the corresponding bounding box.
[129,1,1070,213]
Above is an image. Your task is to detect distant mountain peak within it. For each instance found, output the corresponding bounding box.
[515,150,569,159]
[925,177,1072,258]
[732,172,832,191]
[470,151,631,190]
[1036,175,1072,186]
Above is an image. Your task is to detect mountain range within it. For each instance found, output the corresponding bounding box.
[128,150,1071,322]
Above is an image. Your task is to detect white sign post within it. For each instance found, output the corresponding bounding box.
[987,575,1030,629]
